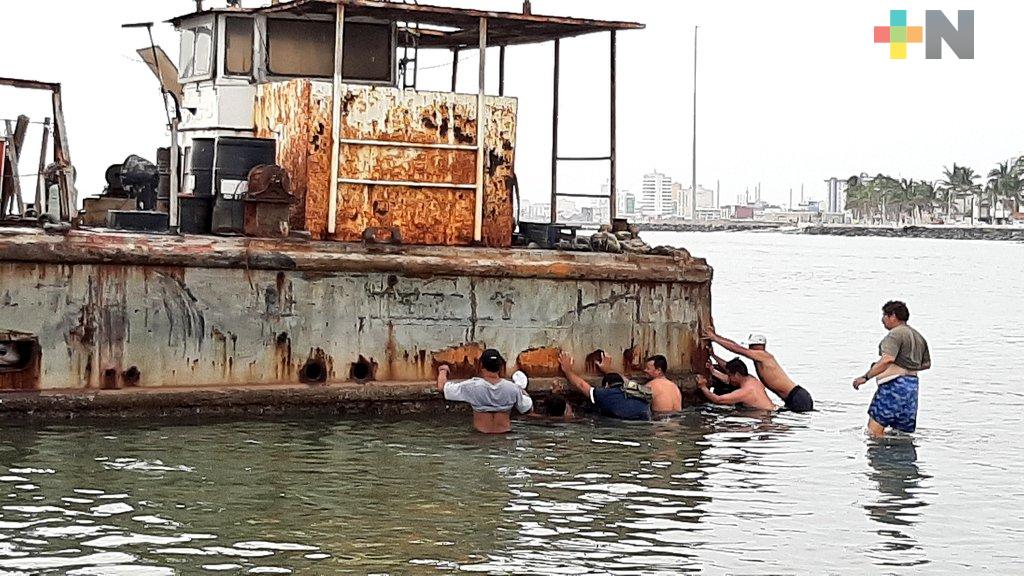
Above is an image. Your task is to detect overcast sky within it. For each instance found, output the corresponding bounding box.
[2,0,1018,208]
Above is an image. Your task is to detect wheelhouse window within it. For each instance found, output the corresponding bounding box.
[224,17,254,76]
[344,22,393,82]
[267,19,334,77]
[266,18,394,82]
[179,22,214,79]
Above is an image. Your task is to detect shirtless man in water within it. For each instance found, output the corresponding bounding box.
[642,355,683,414]
[436,348,533,434]
[704,327,813,412]
[697,358,776,411]
[594,352,681,415]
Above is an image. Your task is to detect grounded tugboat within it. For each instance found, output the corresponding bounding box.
[0,0,711,419]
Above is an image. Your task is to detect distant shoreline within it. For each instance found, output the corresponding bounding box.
[798,224,1024,241]
[638,222,786,233]
[638,222,1024,241]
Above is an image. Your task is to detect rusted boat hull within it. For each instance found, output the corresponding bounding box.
[0,228,711,418]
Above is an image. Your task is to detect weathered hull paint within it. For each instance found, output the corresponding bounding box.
[0,229,712,417]
[254,80,517,246]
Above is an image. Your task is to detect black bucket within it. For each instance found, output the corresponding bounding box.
[211,196,245,235]
[179,195,214,234]
[191,138,215,197]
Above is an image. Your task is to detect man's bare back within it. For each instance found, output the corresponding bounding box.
[697,373,776,411]
[752,354,797,400]
[472,412,513,434]
[737,376,778,411]
[705,327,803,402]
[647,377,682,413]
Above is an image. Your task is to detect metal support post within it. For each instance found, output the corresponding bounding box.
[473,17,488,243]
[327,3,346,235]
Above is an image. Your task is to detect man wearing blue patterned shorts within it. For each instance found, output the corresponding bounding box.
[853,301,931,437]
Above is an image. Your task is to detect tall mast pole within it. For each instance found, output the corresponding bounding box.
[690,26,698,222]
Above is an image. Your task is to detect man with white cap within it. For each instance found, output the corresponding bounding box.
[703,327,814,412]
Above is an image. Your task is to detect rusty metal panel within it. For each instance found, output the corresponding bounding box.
[0,254,710,392]
[255,79,314,233]
[255,80,517,246]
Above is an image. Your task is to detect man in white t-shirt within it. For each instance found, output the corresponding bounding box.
[436,348,533,434]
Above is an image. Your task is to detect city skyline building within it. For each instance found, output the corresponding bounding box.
[640,170,675,217]
[825,177,849,213]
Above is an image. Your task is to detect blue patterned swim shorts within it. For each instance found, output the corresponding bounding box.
[868,375,919,433]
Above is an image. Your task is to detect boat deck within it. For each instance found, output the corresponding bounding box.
[0,227,711,283]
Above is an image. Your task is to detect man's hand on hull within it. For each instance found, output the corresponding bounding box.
[558,351,575,374]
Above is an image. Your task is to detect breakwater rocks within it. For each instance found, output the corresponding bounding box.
[798,225,1024,241]
[639,222,785,233]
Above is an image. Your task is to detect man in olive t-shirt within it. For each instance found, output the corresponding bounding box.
[853,301,931,437]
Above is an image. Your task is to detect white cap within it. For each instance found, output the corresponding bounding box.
[747,334,767,346]
[511,370,528,390]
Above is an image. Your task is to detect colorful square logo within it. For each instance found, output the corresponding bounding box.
[874,9,923,59]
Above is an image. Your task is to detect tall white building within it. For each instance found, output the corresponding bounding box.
[679,184,716,219]
[640,171,674,217]
[825,177,849,213]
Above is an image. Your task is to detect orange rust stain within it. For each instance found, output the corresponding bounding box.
[515,347,561,378]
[255,79,314,234]
[431,343,483,380]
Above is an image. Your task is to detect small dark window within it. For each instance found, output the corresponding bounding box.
[224,17,254,76]
[343,22,393,82]
[267,19,335,77]
[266,18,393,82]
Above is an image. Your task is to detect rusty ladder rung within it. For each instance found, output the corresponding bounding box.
[337,138,478,152]
[337,177,476,190]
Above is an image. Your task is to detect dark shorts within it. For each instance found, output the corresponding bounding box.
[784,385,814,412]
[868,375,919,433]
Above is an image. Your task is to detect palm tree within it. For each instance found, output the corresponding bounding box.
[904,179,934,223]
[986,161,1016,223]
[845,175,877,222]
[937,165,961,222]
[959,166,982,225]
[936,164,981,223]
[872,174,902,224]
[1008,156,1024,214]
